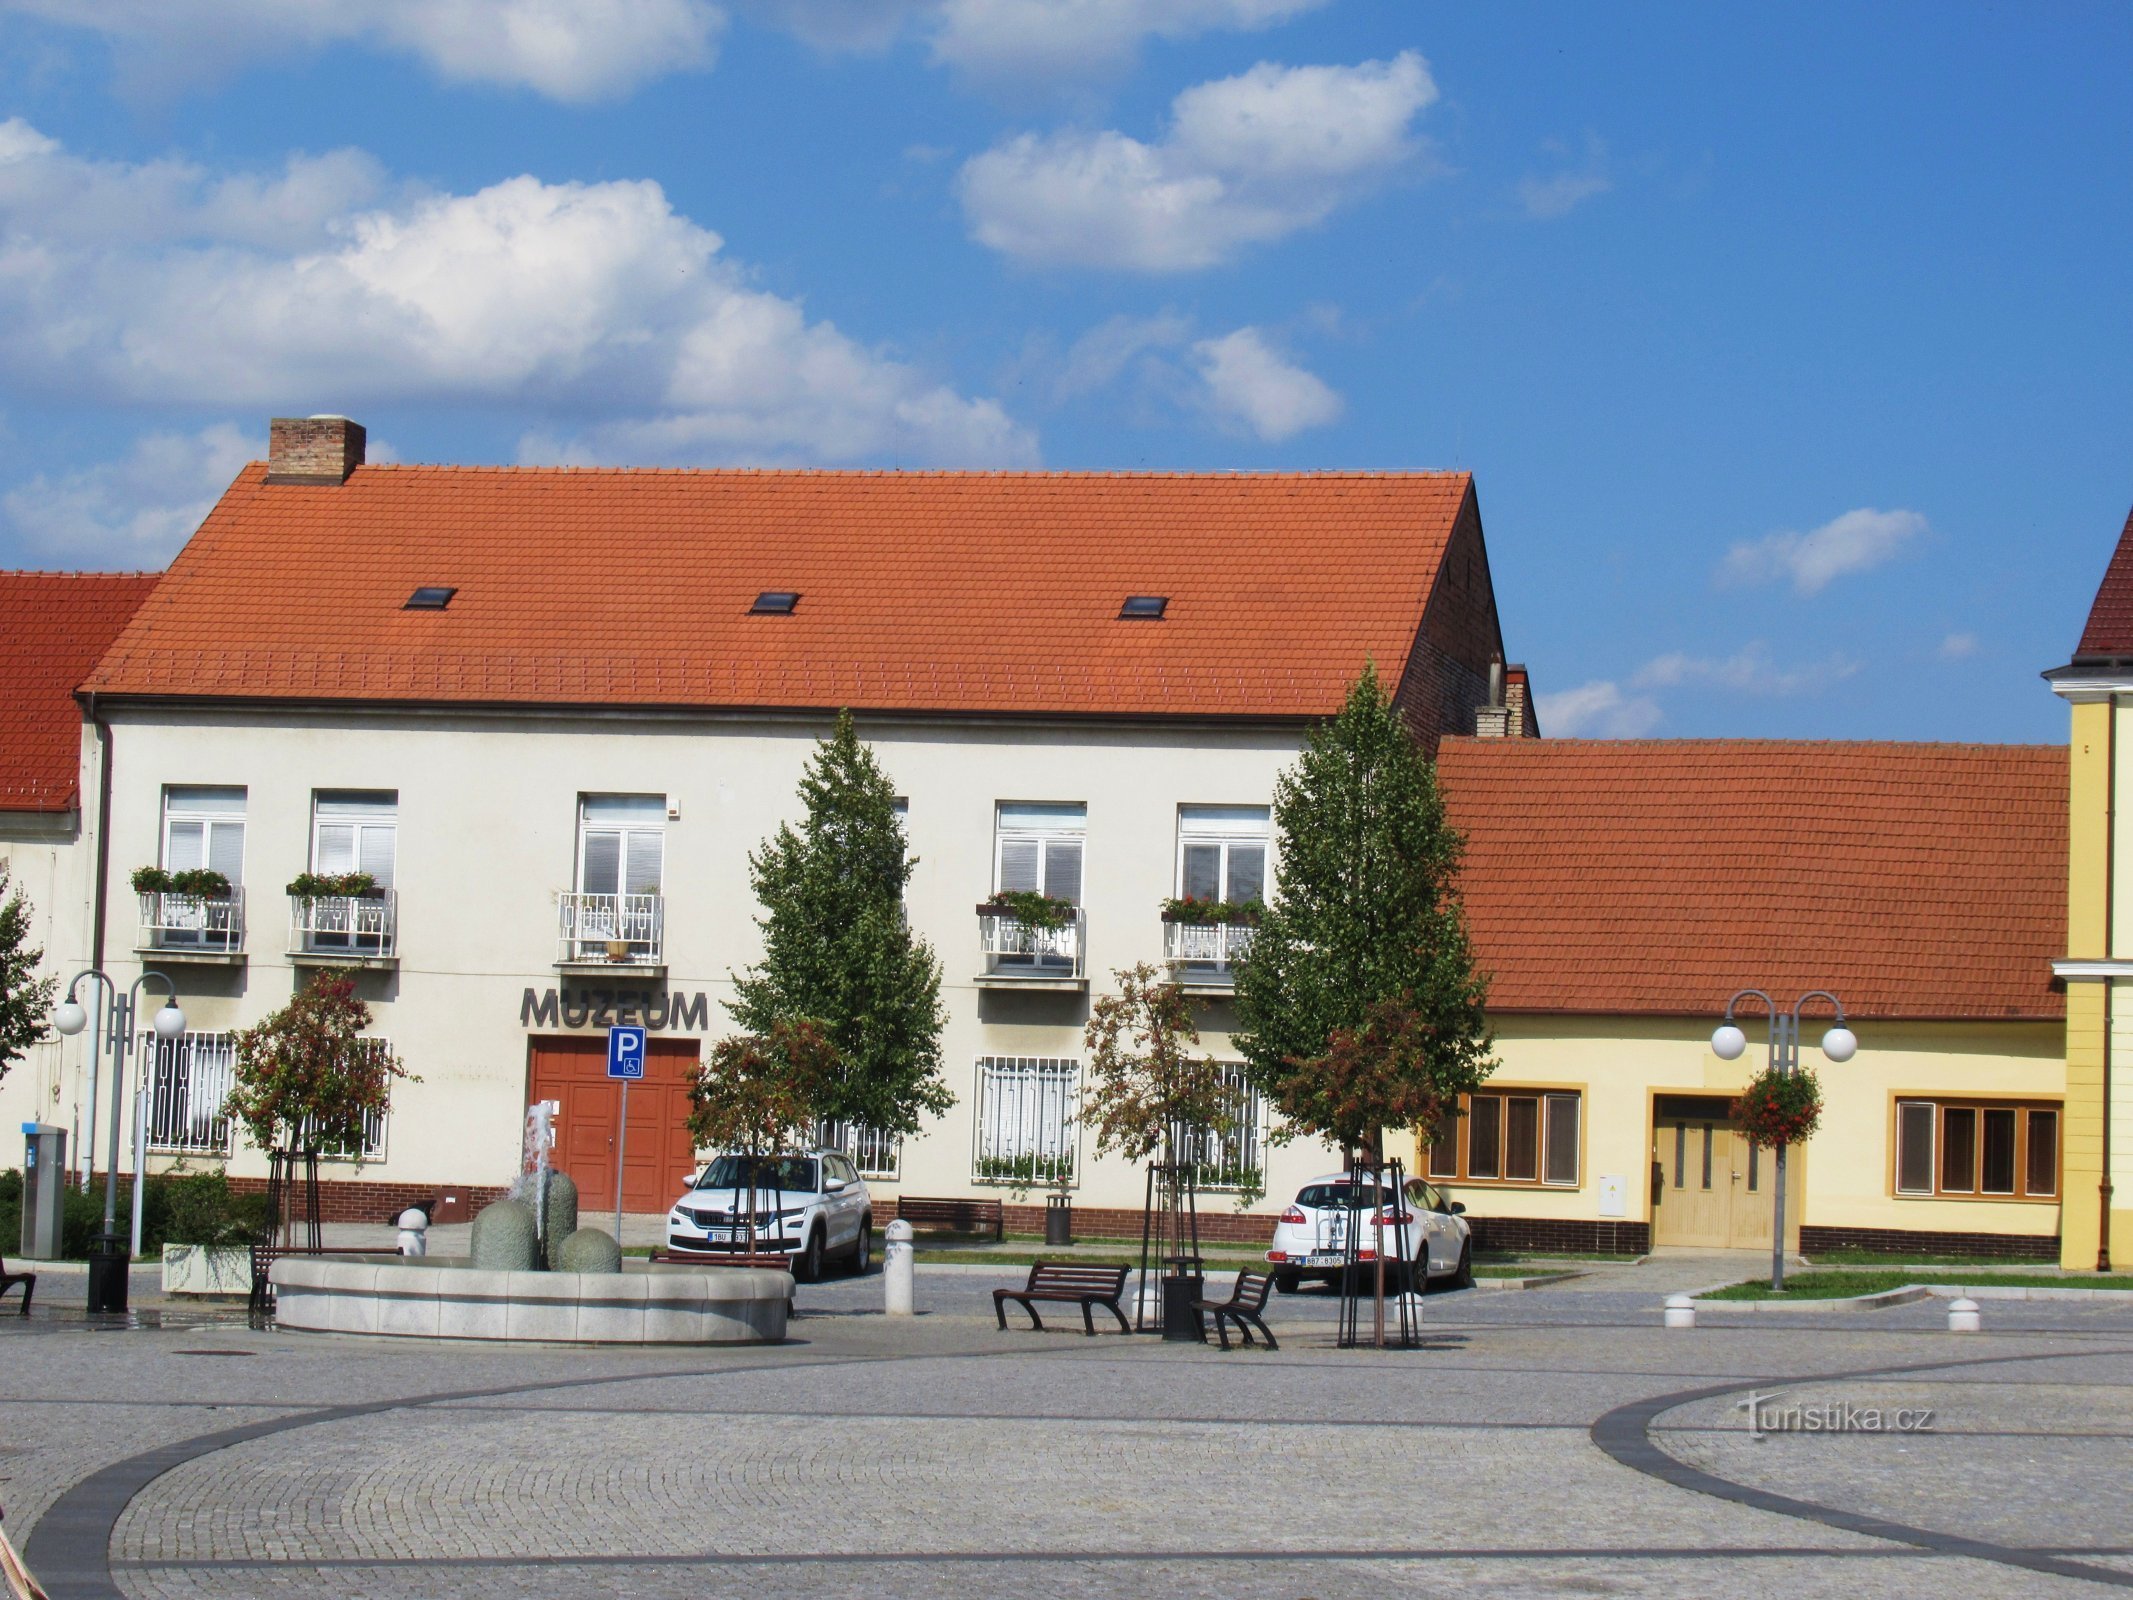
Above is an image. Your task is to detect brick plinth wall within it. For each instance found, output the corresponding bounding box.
[221,1176,510,1226]
[880,1197,1279,1247]
[1799,1224,2059,1262]
[1464,1216,1650,1256]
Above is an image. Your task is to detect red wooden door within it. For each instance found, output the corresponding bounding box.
[527,1036,702,1215]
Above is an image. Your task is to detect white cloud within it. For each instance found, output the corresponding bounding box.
[0,0,723,102]
[4,423,253,565]
[956,51,1437,270]
[930,0,1331,83]
[1189,327,1341,441]
[1054,311,1193,399]
[1518,133,1610,220]
[1939,631,1979,660]
[0,123,1034,468]
[1536,680,1663,739]
[1631,643,1859,697]
[1719,506,1927,595]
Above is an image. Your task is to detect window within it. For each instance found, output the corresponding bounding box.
[995,803,1083,903]
[1181,1065,1262,1190]
[750,591,799,614]
[1119,595,1168,619]
[1895,1099,2058,1199]
[313,791,397,887]
[974,1056,1079,1185]
[163,786,246,887]
[143,1031,237,1155]
[1427,1090,1581,1188]
[403,586,455,609]
[817,1118,902,1181]
[578,795,665,897]
[1176,806,1269,905]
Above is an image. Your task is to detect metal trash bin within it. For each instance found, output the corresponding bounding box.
[18,1123,65,1260]
[1044,1194,1072,1246]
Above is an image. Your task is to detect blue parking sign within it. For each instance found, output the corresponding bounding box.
[607,1025,647,1080]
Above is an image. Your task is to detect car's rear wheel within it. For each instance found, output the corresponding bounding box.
[850,1215,873,1275]
[1273,1269,1301,1294]
[1451,1240,1474,1290]
[796,1227,825,1283]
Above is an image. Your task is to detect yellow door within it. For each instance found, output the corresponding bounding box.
[1653,1107,1735,1248]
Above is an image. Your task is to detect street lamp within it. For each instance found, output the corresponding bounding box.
[53,970,184,1313]
[1712,988,1853,1293]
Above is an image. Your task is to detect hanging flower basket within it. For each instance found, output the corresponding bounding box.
[1735,1064,1823,1149]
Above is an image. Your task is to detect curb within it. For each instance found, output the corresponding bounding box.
[1689,1281,2133,1312]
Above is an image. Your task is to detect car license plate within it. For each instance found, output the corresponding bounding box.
[708,1229,739,1243]
[1305,1251,1344,1267]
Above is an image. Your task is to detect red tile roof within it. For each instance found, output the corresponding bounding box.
[0,571,161,812]
[82,465,1478,719]
[1437,738,2068,1021]
[2075,504,2133,662]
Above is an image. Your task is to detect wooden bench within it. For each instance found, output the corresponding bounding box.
[1192,1268,1278,1351]
[993,1261,1131,1336]
[0,1251,33,1316]
[894,1196,1004,1242]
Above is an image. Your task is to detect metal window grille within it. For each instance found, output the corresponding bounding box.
[1182,1066,1263,1190]
[817,1119,903,1181]
[142,1031,237,1155]
[973,1056,1079,1186]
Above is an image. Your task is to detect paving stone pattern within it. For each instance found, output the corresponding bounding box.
[4,1253,2130,1599]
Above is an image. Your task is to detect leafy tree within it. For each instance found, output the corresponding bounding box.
[0,861,55,1089]
[1235,665,1495,1160]
[1085,963,1255,1203]
[224,971,414,1155]
[686,1021,839,1250]
[731,710,952,1137]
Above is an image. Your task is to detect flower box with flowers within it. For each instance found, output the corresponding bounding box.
[1159,897,1264,927]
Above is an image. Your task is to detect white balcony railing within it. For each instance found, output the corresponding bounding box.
[558,892,664,965]
[978,905,1085,980]
[290,891,398,959]
[1161,918,1256,984]
[138,890,245,954]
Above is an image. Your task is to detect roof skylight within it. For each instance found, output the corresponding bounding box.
[1119,595,1168,619]
[751,591,800,614]
[404,586,456,610]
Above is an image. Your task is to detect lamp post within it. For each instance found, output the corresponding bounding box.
[1712,989,1856,1293]
[52,970,185,1314]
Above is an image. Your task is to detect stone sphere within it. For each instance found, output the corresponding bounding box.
[469,1199,538,1272]
[555,1227,623,1275]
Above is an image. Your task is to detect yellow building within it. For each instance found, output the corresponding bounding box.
[2048,506,2133,1271]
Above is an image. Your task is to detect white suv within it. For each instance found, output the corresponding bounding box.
[1266,1171,1473,1294]
[665,1151,873,1282]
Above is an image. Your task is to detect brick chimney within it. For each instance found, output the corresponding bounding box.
[1476,661,1539,738]
[266,416,366,485]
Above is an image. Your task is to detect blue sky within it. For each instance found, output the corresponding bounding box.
[0,2,2126,743]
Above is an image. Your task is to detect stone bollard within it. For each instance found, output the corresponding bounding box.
[396,1207,430,1258]
[1663,1294,1696,1330]
[884,1219,915,1316]
[1947,1297,1981,1334]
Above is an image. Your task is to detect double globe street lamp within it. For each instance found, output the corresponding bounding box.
[1712,989,1857,1292]
[53,970,186,1314]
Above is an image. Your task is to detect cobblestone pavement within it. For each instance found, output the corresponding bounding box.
[4,1260,2131,1599]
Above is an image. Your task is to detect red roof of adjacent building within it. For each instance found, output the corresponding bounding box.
[1437,738,2068,1021]
[82,465,1481,720]
[2074,504,2133,662]
[0,571,161,812]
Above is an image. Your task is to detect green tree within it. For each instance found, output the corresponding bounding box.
[1085,963,1255,1203]
[1234,665,1495,1159]
[686,1021,839,1253]
[224,971,415,1155]
[731,710,952,1137]
[0,861,56,1089]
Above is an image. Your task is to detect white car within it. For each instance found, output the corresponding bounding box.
[1266,1171,1473,1293]
[665,1151,873,1282]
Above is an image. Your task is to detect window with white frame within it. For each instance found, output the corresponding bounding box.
[578,795,665,896]
[163,786,246,885]
[1176,806,1269,906]
[1183,1065,1263,1190]
[143,1031,237,1155]
[296,1038,394,1162]
[974,1056,1079,1185]
[994,803,1084,903]
[313,791,397,886]
[817,1118,903,1181]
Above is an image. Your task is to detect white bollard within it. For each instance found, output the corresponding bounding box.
[883,1219,915,1316]
[1947,1296,1980,1334]
[396,1207,430,1258]
[1663,1294,1697,1330]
